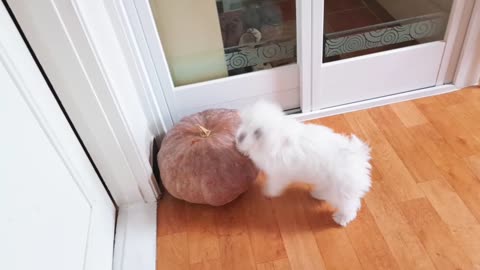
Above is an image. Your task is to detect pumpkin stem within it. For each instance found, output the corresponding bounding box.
[197,124,211,138]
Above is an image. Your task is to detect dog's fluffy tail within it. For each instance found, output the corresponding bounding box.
[349,135,371,163]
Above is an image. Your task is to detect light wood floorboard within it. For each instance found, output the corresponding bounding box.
[157,86,480,270]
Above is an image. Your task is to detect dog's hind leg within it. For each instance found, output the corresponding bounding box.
[331,197,361,227]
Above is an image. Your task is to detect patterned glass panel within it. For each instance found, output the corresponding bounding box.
[150,0,296,86]
[323,0,453,62]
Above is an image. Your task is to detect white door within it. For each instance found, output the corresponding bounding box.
[311,0,473,109]
[133,0,301,119]
[0,4,116,270]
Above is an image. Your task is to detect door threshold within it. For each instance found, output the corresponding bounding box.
[291,84,457,122]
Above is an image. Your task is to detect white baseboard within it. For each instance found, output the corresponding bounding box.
[113,202,157,270]
[291,84,458,122]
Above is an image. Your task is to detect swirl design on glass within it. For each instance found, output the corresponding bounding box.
[258,43,281,59]
[325,15,447,57]
[227,53,249,69]
[225,39,296,70]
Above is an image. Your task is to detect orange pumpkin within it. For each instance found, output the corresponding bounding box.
[158,109,258,206]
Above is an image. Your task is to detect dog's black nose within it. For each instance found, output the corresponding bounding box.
[237,132,246,143]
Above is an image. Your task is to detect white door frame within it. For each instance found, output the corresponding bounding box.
[436,0,475,84]
[296,0,314,112]
[8,0,161,207]
[7,1,160,269]
[455,0,480,86]
[6,0,480,269]
[1,3,116,268]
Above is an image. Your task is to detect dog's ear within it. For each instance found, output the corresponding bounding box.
[253,128,262,140]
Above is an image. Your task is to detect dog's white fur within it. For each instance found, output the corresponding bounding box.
[236,100,372,226]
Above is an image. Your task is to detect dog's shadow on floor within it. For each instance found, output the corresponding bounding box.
[158,178,341,236]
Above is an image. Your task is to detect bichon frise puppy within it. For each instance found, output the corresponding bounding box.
[236,100,371,226]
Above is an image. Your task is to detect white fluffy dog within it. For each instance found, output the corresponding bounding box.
[236,100,372,226]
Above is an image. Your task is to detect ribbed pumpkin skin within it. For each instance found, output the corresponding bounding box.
[158,109,258,206]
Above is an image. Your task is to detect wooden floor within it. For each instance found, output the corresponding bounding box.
[157,87,480,270]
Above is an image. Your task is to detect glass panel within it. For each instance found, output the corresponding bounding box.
[323,0,453,63]
[150,0,297,86]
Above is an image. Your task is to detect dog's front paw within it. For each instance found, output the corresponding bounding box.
[310,189,326,201]
[263,185,283,198]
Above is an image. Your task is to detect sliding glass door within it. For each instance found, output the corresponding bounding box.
[312,0,471,109]
[139,0,300,120]
[133,0,472,120]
